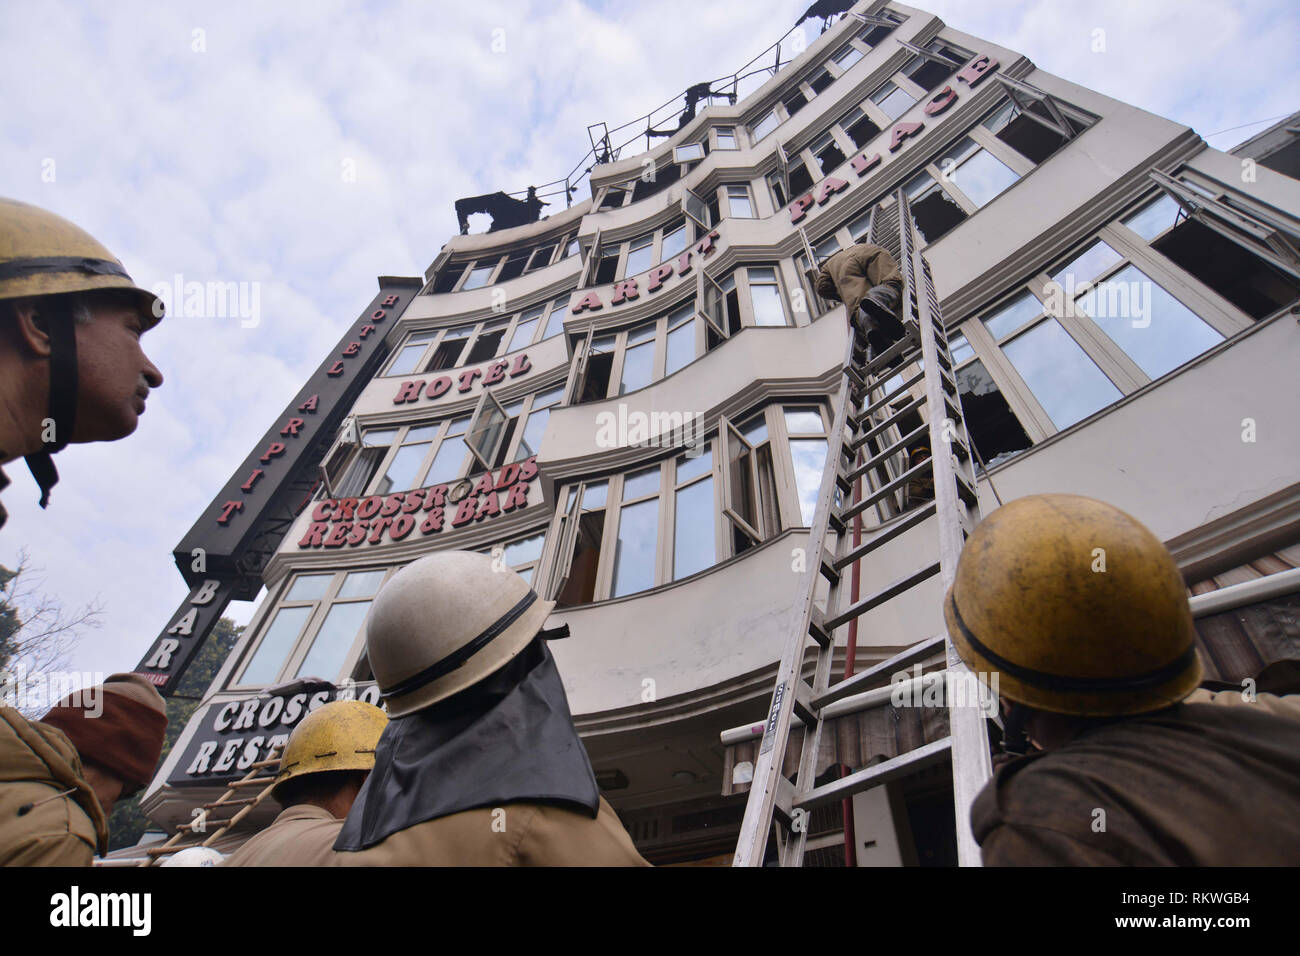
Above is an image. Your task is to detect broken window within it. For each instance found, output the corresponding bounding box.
[631,160,682,202]
[808,68,834,95]
[598,185,631,210]
[426,326,471,372]
[838,106,881,150]
[525,244,555,273]
[768,170,789,210]
[1144,209,1300,321]
[953,353,1031,468]
[982,99,1069,166]
[900,39,972,91]
[594,248,620,285]
[429,264,463,294]
[782,87,808,118]
[496,248,531,282]
[465,320,507,364]
[788,157,814,198]
[811,131,847,175]
[905,171,967,244]
[577,332,617,404]
[854,9,903,47]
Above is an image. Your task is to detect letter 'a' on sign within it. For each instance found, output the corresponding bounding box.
[465,389,510,470]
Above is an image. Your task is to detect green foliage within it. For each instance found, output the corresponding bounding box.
[106,617,243,851]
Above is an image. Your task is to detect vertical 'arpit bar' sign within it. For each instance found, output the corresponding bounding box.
[136,277,422,695]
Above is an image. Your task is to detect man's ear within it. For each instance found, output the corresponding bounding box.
[8,298,54,358]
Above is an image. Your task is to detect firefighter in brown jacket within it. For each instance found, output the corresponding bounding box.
[945,494,1300,866]
[222,699,386,867]
[334,551,649,866]
[0,673,167,865]
[815,241,905,357]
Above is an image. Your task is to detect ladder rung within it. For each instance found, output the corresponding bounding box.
[861,330,920,379]
[834,500,937,571]
[773,776,798,830]
[844,423,929,486]
[825,560,941,632]
[813,634,947,709]
[228,776,278,788]
[839,458,933,524]
[200,797,257,810]
[179,817,238,831]
[792,679,818,728]
[850,396,925,452]
[796,737,952,811]
[819,546,840,586]
[808,605,830,647]
[248,758,281,769]
[954,469,980,508]
[854,369,924,422]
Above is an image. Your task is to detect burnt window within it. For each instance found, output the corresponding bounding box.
[1152,218,1300,320]
[464,324,506,364]
[906,172,967,244]
[782,87,808,118]
[631,160,682,202]
[982,100,1070,166]
[496,248,531,282]
[840,107,882,150]
[954,355,1031,467]
[808,69,834,95]
[788,160,814,199]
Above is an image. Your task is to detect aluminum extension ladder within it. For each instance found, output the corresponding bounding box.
[139,742,284,865]
[733,188,993,867]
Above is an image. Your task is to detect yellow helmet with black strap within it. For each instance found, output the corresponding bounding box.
[944,493,1202,718]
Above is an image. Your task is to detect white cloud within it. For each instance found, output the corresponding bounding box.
[0,0,1294,679]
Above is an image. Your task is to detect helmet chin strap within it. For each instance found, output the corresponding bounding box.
[24,301,77,508]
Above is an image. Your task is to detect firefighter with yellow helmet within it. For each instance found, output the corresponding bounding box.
[333,551,648,866]
[222,699,387,867]
[947,493,1300,865]
[0,198,164,528]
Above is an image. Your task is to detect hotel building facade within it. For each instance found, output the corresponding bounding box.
[131,1,1300,866]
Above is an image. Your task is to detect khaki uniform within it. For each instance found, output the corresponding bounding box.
[222,804,345,867]
[972,700,1300,866]
[0,706,107,866]
[337,796,649,867]
[815,243,903,321]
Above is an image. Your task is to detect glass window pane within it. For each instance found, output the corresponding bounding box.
[382,442,430,492]
[1080,265,1223,379]
[362,428,399,448]
[516,566,534,586]
[789,439,828,525]
[677,448,712,483]
[872,85,914,120]
[533,384,565,409]
[388,343,428,377]
[241,605,312,685]
[406,425,439,443]
[661,224,687,261]
[582,481,608,510]
[613,498,659,597]
[739,413,768,445]
[445,415,471,437]
[444,324,473,339]
[750,281,785,327]
[286,574,332,602]
[504,532,545,567]
[509,317,539,352]
[625,236,654,276]
[950,332,974,364]
[950,147,1019,207]
[784,407,823,434]
[674,476,715,579]
[938,137,981,169]
[544,299,569,339]
[982,290,1043,340]
[1050,240,1122,289]
[627,321,656,345]
[1002,318,1122,429]
[752,111,778,142]
[834,44,863,70]
[904,170,935,200]
[521,408,549,457]
[620,341,654,394]
[426,435,467,484]
[1123,195,1183,241]
[981,100,1017,134]
[338,569,386,599]
[716,128,737,149]
[296,601,371,680]
[462,264,493,290]
[665,318,695,376]
[624,465,660,499]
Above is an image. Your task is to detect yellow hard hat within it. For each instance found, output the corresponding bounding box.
[944,494,1202,717]
[273,699,388,798]
[0,197,163,326]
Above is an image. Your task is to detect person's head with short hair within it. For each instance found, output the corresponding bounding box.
[272,700,387,819]
[40,672,168,813]
[0,198,164,511]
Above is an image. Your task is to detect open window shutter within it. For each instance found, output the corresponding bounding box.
[581,229,603,287]
[720,415,762,544]
[895,39,965,68]
[465,389,509,470]
[776,141,792,203]
[1150,170,1300,280]
[683,187,712,233]
[852,11,899,27]
[563,327,594,405]
[545,485,583,600]
[992,74,1082,140]
[698,270,731,342]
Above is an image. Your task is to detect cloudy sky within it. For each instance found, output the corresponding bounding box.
[1,0,1296,681]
